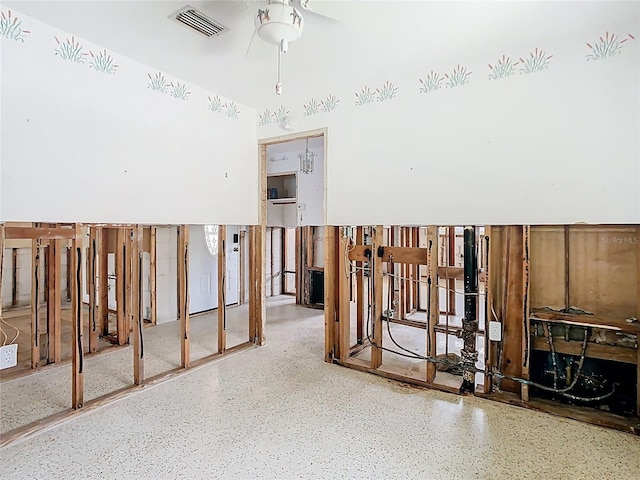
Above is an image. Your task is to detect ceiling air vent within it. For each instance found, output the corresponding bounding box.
[171,5,228,38]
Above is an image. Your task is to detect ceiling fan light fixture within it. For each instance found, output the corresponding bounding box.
[255,0,304,45]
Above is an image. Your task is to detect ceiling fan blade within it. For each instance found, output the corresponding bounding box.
[245,27,274,59]
[296,0,346,22]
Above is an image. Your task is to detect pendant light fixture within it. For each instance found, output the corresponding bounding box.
[298,138,315,174]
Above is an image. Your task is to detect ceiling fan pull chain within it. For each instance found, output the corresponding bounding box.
[276,39,284,95]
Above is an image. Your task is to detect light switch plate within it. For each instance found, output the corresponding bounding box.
[0,344,18,370]
[489,321,502,342]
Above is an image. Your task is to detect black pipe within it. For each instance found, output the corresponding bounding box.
[460,226,478,393]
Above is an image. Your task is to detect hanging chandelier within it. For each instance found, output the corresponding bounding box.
[298,138,315,174]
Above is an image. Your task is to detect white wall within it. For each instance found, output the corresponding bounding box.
[1,10,258,225]
[258,17,639,225]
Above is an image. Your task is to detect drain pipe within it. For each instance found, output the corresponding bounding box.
[460,226,479,393]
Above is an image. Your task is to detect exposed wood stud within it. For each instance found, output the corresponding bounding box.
[178,225,190,368]
[132,226,144,385]
[124,228,133,343]
[248,226,257,342]
[46,238,62,364]
[150,226,157,325]
[115,228,126,345]
[11,248,18,306]
[521,225,531,402]
[356,226,364,344]
[31,237,41,369]
[399,227,407,320]
[66,246,71,302]
[71,224,84,409]
[239,229,246,305]
[324,226,336,362]
[99,228,109,336]
[501,226,524,394]
[371,225,384,369]
[255,225,267,345]
[88,227,99,353]
[426,226,438,383]
[295,227,302,305]
[270,227,275,297]
[338,228,350,362]
[218,225,227,354]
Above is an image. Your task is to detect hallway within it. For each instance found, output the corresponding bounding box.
[1,296,639,479]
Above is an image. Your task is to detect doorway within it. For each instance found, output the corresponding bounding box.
[259,129,327,320]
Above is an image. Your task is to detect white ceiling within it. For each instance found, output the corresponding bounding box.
[6,1,637,109]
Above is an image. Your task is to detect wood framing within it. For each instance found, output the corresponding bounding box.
[178,225,190,368]
[30,237,41,369]
[46,238,62,364]
[5,226,75,240]
[324,226,336,362]
[218,225,227,354]
[252,225,266,345]
[99,227,109,336]
[371,225,384,369]
[248,226,257,342]
[356,226,364,344]
[115,228,126,345]
[11,248,17,306]
[132,226,144,384]
[88,227,99,353]
[124,228,133,343]
[150,226,157,325]
[337,228,350,362]
[71,224,84,409]
[521,225,531,402]
[426,226,438,383]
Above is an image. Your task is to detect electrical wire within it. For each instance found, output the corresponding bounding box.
[1,317,20,344]
[0,324,7,346]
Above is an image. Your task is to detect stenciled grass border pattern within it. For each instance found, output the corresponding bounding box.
[355,81,398,106]
[303,94,340,116]
[54,36,88,63]
[259,106,289,126]
[147,72,191,101]
[208,95,240,119]
[1,9,30,42]
[586,31,635,61]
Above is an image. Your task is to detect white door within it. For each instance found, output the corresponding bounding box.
[188,225,217,314]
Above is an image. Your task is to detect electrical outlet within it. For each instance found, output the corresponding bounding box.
[0,344,18,370]
[489,321,502,342]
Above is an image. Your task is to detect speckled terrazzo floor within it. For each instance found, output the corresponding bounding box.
[1,296,639,479]
[0,305,250,434]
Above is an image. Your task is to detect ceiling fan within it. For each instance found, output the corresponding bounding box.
[245,0,339,95]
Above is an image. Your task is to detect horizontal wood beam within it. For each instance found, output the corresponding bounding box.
[531,336,637,364]
[530,310,640,334]
[348,245,430,265]
[5,227,76,240]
